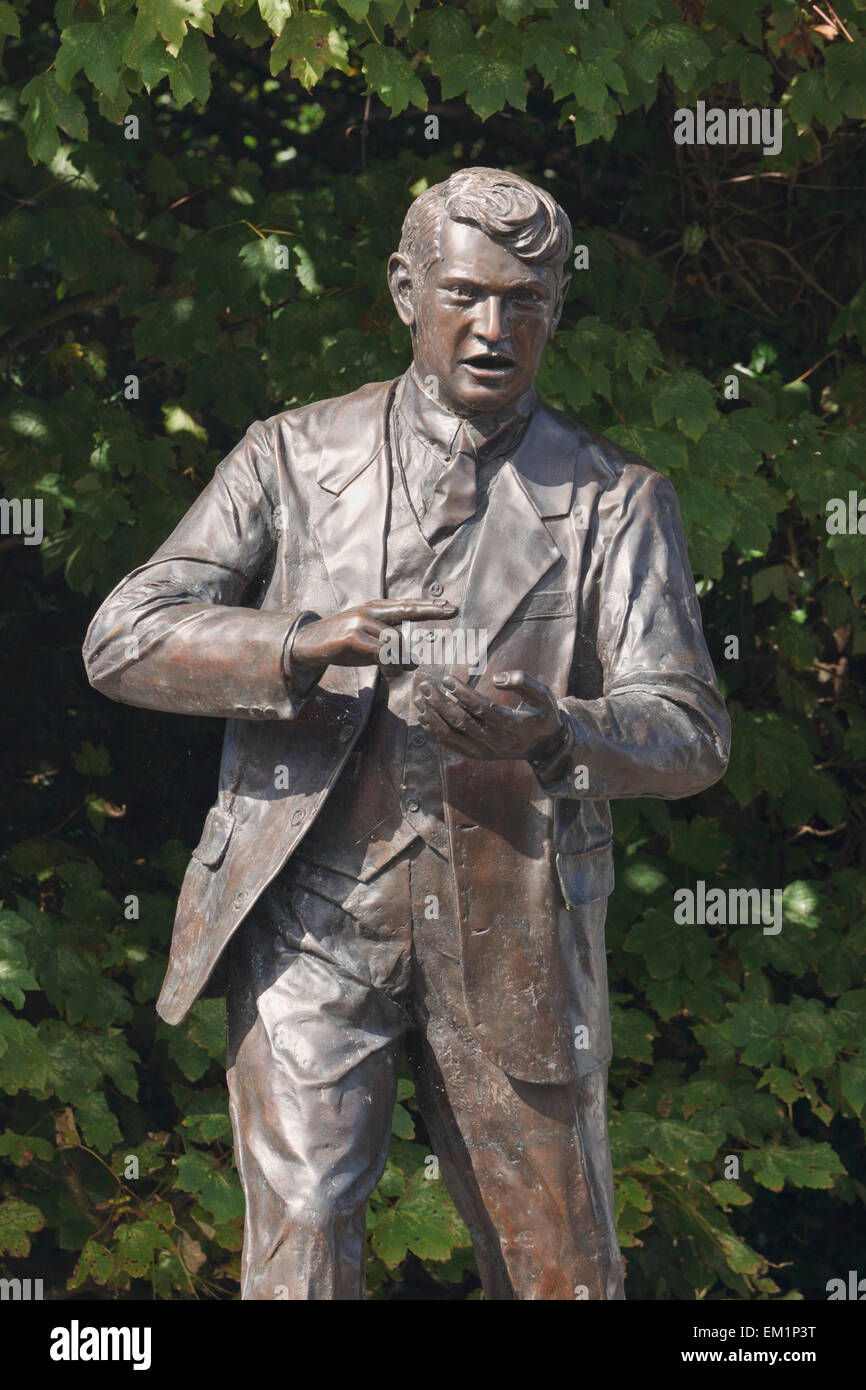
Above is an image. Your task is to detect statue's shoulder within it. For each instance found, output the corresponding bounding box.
[261,378,396,453]
[536,396,666,500]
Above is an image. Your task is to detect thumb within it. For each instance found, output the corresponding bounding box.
[492,670,552,707]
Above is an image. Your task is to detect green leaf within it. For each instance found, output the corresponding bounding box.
[162,401,207,441]
[72,740,112,776]
[716,1226,764,1275]
[839,1054,866,1118]
[651,371,717,441]
[132,0,220,58]
[703,0,762,46]
[362,45,427,116]
[682,222,706,256]
[420,7,475,69]
[631,23,712,90]
[0,912,39,1008]
[0,1130,53,1165]
[187,998,227,1067]
[784,70,843,135]
[618,0,662,34]
[0,2,20,38]
[75,1089,122,1152]
[168,28,212,107]
[759,1067,802,1106]
[181,1095,233,1143]
[55,16,134,102]
[615,1173,653,1217]
[781,880,821,929]
[0,1198,45,1257]
[370,1166,470,1267]
[564,97,618,146]
[495,0,552,19]
[523,20,576,98]
[825,36,866,104]
[614,328,662,384]
[21,72,88,165]
[115,1219,174,1277]
[39,1017,138,1104]
[611,1004,656,1063]
[709,1178,752,1209]
[69,1239,115,1288]
[270,12,350,87]
[605,425,688,474]
[133,296,221,365]
[751,563,792,604]
[743,1143,846,1193]
[622,859,668,895]
[391,1102,415,1138]
[718,1001,786,1067]
[572,56,627,113]
[439,54,527,121]
[0,1008,50,1094]
[716,47,772,106]
[258,0,293,35]
[174,1150,245,1223]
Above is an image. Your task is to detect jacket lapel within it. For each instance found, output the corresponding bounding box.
[309,386,579,688]
[312,379,395,614]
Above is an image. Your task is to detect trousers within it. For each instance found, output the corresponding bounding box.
[225,837,625,1300]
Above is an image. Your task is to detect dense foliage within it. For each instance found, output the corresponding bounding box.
[1,0,865,1300]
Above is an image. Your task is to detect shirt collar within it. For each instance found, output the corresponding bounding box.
[395,364,537,462]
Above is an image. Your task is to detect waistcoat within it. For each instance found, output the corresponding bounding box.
[293,404,495,883]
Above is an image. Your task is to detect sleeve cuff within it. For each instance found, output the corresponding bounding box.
[528,711,573,791]
[281,610,325,702]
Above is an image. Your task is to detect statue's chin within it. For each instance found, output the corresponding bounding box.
[435,365,526,416]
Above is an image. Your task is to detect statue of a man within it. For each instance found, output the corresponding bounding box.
[84,167,730,1301]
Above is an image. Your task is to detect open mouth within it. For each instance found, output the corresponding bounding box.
[462,353,517,375]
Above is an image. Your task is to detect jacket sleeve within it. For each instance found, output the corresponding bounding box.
[82,418,318,721]
[532,467,730,800]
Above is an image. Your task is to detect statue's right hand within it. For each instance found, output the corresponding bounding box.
[290,597,458,676]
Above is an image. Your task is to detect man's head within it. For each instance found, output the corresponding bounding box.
[388,168,572,416]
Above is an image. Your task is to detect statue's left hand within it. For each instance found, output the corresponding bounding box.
[414,670,565,763]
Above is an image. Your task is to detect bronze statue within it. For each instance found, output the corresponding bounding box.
[83,168,730,1300]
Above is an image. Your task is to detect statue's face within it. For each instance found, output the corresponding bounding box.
[389,218,565,415]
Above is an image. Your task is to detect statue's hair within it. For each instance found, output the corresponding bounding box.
[398,167,573,283]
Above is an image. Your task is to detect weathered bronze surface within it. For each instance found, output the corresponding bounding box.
[83,168,730,1300]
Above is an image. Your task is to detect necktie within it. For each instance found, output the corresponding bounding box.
[419,422,478,545]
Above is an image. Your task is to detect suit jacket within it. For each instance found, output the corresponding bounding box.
[82,376,730,1084]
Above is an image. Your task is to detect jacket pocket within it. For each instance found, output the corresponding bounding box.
[191,806,235,868]
[555,842,614,908]
[510,589,574,621]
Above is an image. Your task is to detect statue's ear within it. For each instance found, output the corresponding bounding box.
[388,253,415,328]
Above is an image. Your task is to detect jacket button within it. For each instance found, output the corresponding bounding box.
[233,890,249,910]
[428,582,444,597]
[405,797,420,814]
[291,809,306,825]
[409,732,426,748]
[338,726,354,742]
